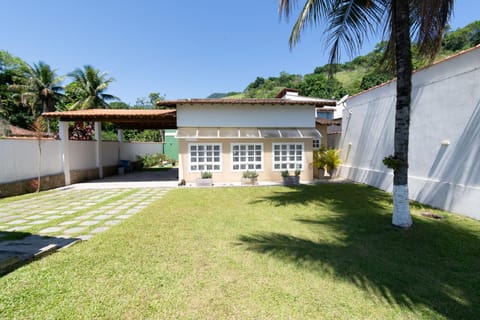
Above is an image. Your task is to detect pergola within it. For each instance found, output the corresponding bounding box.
[42,109,177,185]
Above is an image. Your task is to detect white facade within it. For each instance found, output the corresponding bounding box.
[177,104,315,128]
[339,46,480,220]
[176,101,322,184]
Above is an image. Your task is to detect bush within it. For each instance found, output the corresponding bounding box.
[136,153,169,168]
[201,171,212,179]
[242,170,259,179]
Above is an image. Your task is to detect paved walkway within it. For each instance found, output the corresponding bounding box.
[1,171,176,275]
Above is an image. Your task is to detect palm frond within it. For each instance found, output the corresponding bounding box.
[325,0,386,66]
[280,0,332,48]
[411,0,453,59]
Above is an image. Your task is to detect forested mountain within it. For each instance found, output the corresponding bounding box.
[214,21,479,100]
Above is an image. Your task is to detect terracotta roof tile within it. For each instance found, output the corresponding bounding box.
[157,98,337,108]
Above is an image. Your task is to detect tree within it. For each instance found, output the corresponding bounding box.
[28,62,64,114]
[279,0,453,227]
[67,65,118,110]
[0,51,34,127]
[298,73,346,99]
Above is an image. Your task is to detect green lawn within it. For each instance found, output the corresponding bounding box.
[1,184,479,319]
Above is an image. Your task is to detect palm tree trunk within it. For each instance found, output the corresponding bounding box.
[392,0,412,227]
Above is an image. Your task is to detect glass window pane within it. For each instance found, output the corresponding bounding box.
[261,129,281,138]
[280,129,301,138]
[240,128,260,138]
[197,128,218,138]
[177,128,197,138]
[219,128,239,138]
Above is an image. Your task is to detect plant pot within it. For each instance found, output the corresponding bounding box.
[328,168,337,179]
[318,168,326,179]
[241,177,258,186]
[195,178,213,187]
[282,176,300,186]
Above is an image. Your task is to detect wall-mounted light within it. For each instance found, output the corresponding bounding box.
[441,140,450,146]
[348,142,352,147]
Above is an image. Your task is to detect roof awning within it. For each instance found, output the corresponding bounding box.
[176,128,322,139]
[42,109,177,129]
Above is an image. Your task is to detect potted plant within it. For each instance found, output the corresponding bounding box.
[313,148,327,179]
[241,170,259,186]
[324,149,341,178]
[281,169,300,186]
[196,171,213,187]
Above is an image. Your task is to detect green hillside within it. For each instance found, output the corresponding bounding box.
[212,21,479,100]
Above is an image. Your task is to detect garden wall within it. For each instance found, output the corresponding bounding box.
[338,46,480,220]
[0,139,164,197]
[119,142,164,161]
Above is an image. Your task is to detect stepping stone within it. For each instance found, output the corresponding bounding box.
[39,226,63,233]
[59,220,77,226]
[117,214,132,220]
[105,220,121,226]
[6,219,28,225]
[25,215,44,220]
[29,220,50,225]
[63,227,86,235]
[79,220,100,226]
[6,226,30,231]
[90,227,109,234]
[47,215,63,220]
[73,215,92,221]
[61,211,77,215]
[77,235,93,241]
[0,216,16,223]
[93,215,111,220]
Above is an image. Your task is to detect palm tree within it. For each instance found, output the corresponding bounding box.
[67,65,118,110]
[279,0,453,227]
[9,61,64,116]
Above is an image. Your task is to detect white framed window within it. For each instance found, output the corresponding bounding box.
[272,143,304,171]
[313,139,320,150]
[231,143,263,171]
[189,143,222,172]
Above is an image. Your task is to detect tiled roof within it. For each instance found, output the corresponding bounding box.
[316,118,341,125]
[42,109,177,129]
[157,98,337,108]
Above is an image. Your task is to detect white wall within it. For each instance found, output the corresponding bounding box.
[0,139,62,183]
[102,141,120,166]
[177,104,316,128]
[339,46,480,220]
[69,141,97,170]
[0,139,165,184]
[119,142,164,161]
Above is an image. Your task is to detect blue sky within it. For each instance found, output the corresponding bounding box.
[1,0,478,104]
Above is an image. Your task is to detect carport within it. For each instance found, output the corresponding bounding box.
[42,109,177,185]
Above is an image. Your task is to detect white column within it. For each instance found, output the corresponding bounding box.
[59,121,71,185]
[117,128,123,162]
[94,122,103,178]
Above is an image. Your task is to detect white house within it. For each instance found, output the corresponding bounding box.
[159,98,336,184]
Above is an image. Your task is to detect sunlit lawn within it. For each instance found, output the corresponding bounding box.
[1,184,479,319]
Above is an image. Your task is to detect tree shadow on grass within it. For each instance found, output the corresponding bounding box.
[0,231,79,277]
[238,184,480,319]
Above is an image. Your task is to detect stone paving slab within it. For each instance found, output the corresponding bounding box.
[0,184,173,275]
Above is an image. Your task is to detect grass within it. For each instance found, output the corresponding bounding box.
[0,184,479,319]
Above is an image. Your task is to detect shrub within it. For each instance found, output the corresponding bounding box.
[136,153,169,168]
[201,171,212,179]
[242,170,259,179]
